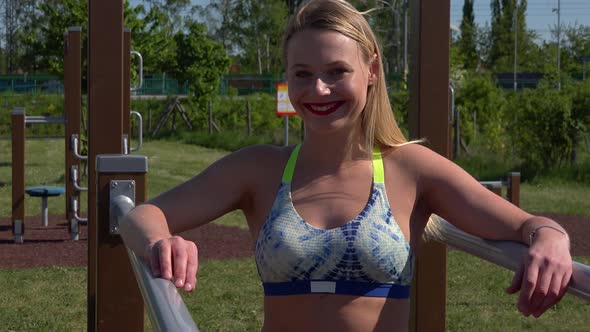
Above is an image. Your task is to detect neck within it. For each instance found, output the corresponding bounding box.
[299,127,371,169]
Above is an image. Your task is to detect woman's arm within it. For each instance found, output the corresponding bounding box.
[400,144,572,317]
[120,145,275,291]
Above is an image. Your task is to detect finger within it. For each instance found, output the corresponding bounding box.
[507,263,524,294]
[184,241,199,292]
[528,270,554,317]
[518,260,539,316]
[149,243,161,277]
[533,266,573,317]
[158,240,173,280]
[533,273,561,318]
[172,238,188,288]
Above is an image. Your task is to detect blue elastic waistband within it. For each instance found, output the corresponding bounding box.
[262,280,411,298]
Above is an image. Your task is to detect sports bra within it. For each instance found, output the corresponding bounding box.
[254,145,414,298]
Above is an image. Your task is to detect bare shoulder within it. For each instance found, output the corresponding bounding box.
[381,142,448,176]
[227,144,293,179]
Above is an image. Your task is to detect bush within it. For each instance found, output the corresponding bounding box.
[505,84,581,174]
[455,73,507,152]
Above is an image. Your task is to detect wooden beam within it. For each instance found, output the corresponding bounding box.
[408,0,451,331]
[88,1,143,330]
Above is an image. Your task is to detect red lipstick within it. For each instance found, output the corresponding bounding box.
[304,101,345,116]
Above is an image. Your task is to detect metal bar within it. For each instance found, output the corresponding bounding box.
[71,166,88,192]
[25,116,65,124]
[130,51,144,91]
[130,111,143,152]
[71,135,88,160]
[424,216,590,302]
[112,195,199,332]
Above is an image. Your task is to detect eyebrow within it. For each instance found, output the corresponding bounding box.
[289,61,351,70]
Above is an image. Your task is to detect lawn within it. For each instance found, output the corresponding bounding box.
[0,138,588,330]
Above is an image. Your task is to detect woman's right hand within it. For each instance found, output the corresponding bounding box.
[147,236,198,292]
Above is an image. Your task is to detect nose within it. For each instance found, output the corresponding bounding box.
[313,77,331,96]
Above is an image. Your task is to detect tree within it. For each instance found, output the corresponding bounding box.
[199,0,288,75]
[171,21,229,120]
[486,0,538,72]
[286,0,305,14]
[559,24,590,76]
[2,0,36,73]
[458,0,478,69]
[17,0,179,85]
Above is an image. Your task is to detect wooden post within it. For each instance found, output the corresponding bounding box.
[64,27,82,240]
[11,107,25,244]
[507,172,520,207]
[123,28,131,151]
[88,0,143,330]
[408,0,451,331]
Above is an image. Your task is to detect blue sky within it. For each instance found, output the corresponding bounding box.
[130,0,590,42]
[451,0,590,42]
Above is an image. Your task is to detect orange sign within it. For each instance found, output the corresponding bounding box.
[276,82,297,116]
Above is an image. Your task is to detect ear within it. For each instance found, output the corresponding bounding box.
[368,54,379,86]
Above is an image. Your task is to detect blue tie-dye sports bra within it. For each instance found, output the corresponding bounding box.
[255,145,414,298]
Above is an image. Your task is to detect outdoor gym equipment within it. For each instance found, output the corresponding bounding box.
[79,1,589,331]
[25,186,66,228]
[10,107,76,243]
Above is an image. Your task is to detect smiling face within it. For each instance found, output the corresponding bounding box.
[286,29,375,136]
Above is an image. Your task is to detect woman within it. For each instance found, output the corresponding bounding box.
[121,1,572,331]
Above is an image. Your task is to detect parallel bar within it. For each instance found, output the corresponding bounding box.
[112,195,199,332]
[25,116,65,124]
[424,216,590,302]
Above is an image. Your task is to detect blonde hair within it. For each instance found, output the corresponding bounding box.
[283,0,410,151]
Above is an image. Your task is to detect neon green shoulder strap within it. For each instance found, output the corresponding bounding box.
[282,144,301,182]
[373,146,385,183]
[282,145,383,183]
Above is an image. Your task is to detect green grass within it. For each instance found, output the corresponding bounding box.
[0,267,87,331]
[0,138,589,330]
[447,252,590,331]
[1,255,588,331]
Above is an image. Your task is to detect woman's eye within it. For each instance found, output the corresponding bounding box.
[295,71,312,78]
[327,68,347,77]
[329,69,345,75]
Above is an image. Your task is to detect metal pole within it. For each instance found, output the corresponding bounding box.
[403,0,408,74]
[284,116,289,146]
[513,9,517,92]
[556,0,561,90]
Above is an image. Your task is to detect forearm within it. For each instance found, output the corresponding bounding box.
[120,203,173,258]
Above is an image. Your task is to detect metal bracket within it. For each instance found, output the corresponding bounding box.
[109,180,135,234]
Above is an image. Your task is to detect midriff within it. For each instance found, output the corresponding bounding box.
[261,294,410,332]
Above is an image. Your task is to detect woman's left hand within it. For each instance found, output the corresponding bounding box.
[506,227,572,317]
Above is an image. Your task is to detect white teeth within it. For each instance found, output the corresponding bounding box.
[310,103,337,111]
